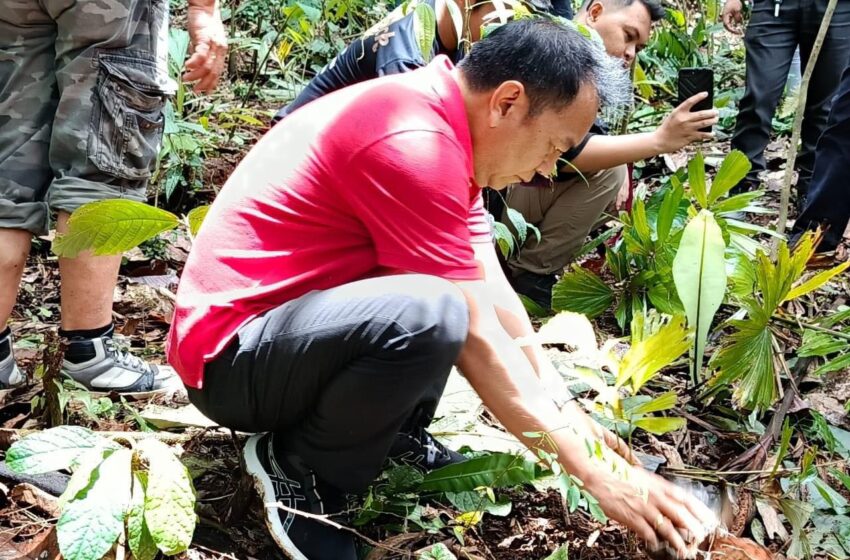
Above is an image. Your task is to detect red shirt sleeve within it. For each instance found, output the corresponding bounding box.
[342,129,483,280]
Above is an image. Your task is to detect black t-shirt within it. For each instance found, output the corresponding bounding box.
[273,0,460,121]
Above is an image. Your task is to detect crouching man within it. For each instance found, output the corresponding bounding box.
[167,19,716,560]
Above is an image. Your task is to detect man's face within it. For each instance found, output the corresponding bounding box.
[481,82,598,189]
[582,1,652,67]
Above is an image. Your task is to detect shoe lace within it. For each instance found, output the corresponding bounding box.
[103,338,153,373]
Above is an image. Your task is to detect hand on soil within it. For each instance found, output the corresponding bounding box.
[584,457,720,559]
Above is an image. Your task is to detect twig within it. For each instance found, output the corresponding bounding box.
[771,313,850,341]
[269,502,413,556]
[773,0,839,250]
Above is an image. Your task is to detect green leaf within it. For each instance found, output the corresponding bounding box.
[812,352,850,377]
[712,191,766,214]
[413,2,436,63]
[506,208,529,248]
[708,150,751,205]
[551,265,615,319]
[617,314,690,393]
[633,416,686,435]
[6,426,111,474]
[52,200,180,258]
[687,152,708,209]
[634,60,653,100]
[128,471,158,560]
[799,330,845,358]
[140,439,197,555]
[59,447,115,509]
[630,391,678,415]
[419,453,541,493]
[186,205,210,238]
[708,318,776,410]
[445,491,512,517]
[672,210,727,383]
[543,544,569,560]
[656,182,684,243]
[493,221,514,259]
[785,260,850,302]
[386,464,425,494]
[419,542,457,560]
[57,448,132,560]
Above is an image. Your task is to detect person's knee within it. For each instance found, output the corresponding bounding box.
[396,276,469,357]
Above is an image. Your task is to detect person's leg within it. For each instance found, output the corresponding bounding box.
[795,0,850,199]
[793,62,850,253]
[0,1,57,387]
[502,166,625,308]
[730,0,800,188]
[42,0,176,392]
[186,274,468,558]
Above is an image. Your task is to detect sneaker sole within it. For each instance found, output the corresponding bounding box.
[243,434,309,560]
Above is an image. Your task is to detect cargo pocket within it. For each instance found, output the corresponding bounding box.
[88,52,172,180]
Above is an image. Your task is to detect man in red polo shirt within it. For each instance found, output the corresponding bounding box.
[169,19,716,560]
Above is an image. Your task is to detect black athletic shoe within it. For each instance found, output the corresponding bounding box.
[243,433,356,560]
[388,426,466,471]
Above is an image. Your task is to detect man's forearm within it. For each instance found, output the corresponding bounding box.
[455,282,600,481]
[569,132,662,173]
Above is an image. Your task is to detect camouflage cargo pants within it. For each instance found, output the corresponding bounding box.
[0,0,174,235]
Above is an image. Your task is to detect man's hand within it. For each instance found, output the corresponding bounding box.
[652,93,718,154]
[582,454,719,558]
[184,0,228,93]
[615,172,630,212]
[722,0,745,34]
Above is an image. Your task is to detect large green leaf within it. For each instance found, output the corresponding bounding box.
[128,471,158,560]
[5,426,112,475]
[59,447,115,509]
[617,314,690,393]
[419,453,542,493]
[708,318,776,409]
[141,439,197,555]
[687,151,708,209]
[672,210,727,383]
[506,207,529,248]
[413,2,436,63]
[712,191,765,214]
[551,265,615,319]
[799,330,846,358]
[53,200,180,258]
[57,448,133,560]
[707,150,751,205]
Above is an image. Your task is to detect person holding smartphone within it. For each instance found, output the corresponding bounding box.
[498,0,719,309]
[721,0,850,204]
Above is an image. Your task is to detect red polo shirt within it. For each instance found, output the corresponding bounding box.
[167,57,489,387]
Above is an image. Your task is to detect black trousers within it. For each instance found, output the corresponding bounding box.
[731,0,850,194]
[793,60,850,252]
[186,275,469,493]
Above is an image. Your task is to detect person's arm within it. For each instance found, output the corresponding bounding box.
[184,0,228,93]
[454,280,718,556]
[473,239,638,460]
[568,93,719,173]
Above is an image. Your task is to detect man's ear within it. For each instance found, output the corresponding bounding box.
[587,0,604,22]
[487,80,527,127]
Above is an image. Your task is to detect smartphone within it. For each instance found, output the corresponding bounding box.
[678,67,714,133]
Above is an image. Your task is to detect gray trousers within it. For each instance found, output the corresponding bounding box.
[186,275,469,493]
[0,0,173,234]
[732,0,850,194]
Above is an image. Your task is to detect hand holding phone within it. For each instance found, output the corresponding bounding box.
[678,68,714,133]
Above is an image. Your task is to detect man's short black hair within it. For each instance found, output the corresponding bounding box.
[458,18,621,116]
[581,0,666,22]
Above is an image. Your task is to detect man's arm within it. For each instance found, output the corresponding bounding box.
[453,280,717,556]
[567,93,719,173]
